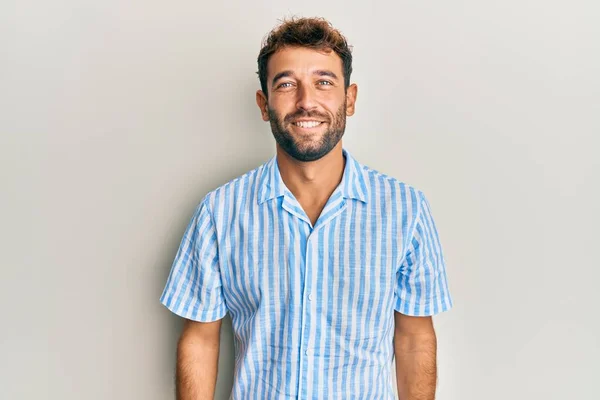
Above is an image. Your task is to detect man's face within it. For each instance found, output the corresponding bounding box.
[257,46,357,162]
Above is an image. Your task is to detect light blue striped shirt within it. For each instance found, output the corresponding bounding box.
[160,148,453,399]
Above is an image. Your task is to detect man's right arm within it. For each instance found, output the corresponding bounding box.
[176,318,223,400]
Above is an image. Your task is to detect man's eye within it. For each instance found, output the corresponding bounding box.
[278,82,293,88]
[318,80,333,85]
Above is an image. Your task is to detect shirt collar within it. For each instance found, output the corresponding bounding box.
[257,148,370,205]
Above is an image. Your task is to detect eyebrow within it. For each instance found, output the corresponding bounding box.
[314,70,339,80]
[272,70,294,87]
[271,69,340,87]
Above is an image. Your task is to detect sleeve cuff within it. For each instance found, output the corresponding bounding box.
[160,298,228,322]
[394,294,454,316]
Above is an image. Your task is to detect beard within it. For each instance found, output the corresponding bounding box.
[267,102,347,162]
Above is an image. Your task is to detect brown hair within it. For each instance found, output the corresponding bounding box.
[257,17,353,97]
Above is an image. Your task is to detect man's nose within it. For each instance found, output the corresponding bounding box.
[295,84,318,111]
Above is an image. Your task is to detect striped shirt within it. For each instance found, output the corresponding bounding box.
[160,148,453,399]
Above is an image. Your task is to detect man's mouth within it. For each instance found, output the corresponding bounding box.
[292,120,325,129]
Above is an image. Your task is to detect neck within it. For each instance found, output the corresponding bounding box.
[276,142,345,204]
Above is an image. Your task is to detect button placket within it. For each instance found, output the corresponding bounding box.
[296,230,315,397]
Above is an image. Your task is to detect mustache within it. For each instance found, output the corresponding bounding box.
[284,110,329,124]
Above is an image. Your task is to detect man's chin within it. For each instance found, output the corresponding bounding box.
[283,145,332,162]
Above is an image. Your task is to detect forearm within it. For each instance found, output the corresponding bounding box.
[176,336,220,400]
[394,332,438,400]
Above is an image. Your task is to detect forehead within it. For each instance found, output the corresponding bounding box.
[267,46,343,79]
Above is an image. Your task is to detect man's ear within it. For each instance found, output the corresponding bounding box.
[345,83,358,116]
[256,90,269,121]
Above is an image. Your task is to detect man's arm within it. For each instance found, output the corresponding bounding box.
[176,318,223,400]
[394,312,438,400]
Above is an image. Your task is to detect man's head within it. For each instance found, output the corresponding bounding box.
[256,17,358,162]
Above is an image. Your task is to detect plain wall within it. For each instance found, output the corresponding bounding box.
[1,1,599,399]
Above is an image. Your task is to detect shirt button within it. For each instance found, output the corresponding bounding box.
[305,349,311,356]
[308,294,313,301]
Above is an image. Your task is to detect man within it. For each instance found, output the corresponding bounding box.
[160,17,453,400]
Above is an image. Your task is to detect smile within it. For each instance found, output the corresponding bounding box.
[293,121,325,128]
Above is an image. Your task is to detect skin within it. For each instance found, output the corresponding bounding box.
[176,319,221,400]
[175,45,439,400]
[394,313,439,399]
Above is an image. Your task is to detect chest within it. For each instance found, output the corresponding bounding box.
[216,203,402,320]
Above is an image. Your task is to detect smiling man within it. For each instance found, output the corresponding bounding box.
[259,45,351,164]
[160,17,453,400]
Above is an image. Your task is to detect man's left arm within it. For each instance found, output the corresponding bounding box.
[394,312,438,400]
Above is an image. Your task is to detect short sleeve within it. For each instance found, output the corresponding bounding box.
[394,191,454,316]
[160,199,228,322]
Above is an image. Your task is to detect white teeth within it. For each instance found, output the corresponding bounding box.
[295,121,321,128]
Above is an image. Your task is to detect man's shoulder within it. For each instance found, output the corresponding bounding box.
[200,158,272,213]
[356,160,425,200]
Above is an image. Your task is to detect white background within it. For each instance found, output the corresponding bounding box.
[1,1,599,399]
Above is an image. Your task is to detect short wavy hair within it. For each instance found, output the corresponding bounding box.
[257,17,353,97]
